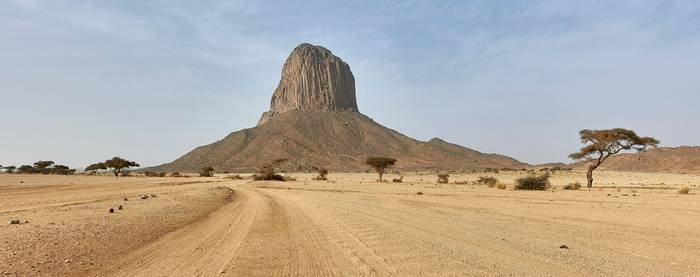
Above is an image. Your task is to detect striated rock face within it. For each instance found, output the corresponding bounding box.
[258,43,358,125]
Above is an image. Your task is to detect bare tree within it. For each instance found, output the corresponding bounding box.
[365,157,396,182]
[569,128,659,188]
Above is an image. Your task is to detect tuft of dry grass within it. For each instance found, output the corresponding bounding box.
[496,183,506,190]
[477,176,498,187]
[678,186,690,195]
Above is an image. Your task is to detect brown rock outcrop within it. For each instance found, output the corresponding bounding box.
[259,43,358,125]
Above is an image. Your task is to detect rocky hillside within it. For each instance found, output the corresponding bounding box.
[150,43,527,172]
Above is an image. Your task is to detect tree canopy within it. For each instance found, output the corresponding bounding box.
[101,157,139,177]
[569,128,659,187]
[365,157,397,182]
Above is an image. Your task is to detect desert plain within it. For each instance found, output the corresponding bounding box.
[1,170,699,276]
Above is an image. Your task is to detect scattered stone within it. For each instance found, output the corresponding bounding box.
[621,193,629,196]
[140,195,149,200]
[8,219,21,225]
[123,197,128,201]
[118,205,123,210]
[149,194,157,198]
[559,245,569,249]
[64,259,71,264]
[108,208,114,213]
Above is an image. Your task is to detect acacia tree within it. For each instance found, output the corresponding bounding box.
[569,128,659,188]
[85,162,107,173]
[3,166,16,173]
[365,157,396,182]
[100,157,140,177]
[33,161,55,173]
[200,166,215,177]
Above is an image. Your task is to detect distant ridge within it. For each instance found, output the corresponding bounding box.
[571,146,700,173]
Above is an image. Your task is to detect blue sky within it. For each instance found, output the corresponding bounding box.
[1,0,699,168]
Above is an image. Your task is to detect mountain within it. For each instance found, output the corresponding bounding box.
[572,146,700,173]
[150,43,527,172]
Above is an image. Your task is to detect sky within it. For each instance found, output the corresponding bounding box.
[1,0,699,168]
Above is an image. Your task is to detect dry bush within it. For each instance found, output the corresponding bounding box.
[563,182,582,190]
[678,186,690,194]
[170,172,181,177]
[143,171,158,177]
[437,173,449,184]
[224,174,243,180]
[496,183,507,190]
[313,168,328,181]
[476,176,498,187]
[392,176,403,183]
[514,173,551,190]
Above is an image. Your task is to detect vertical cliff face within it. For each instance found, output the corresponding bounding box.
[258,43,358,125]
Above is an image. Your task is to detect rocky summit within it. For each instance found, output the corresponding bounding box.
[151,43,527,172]
[258,43,358,125]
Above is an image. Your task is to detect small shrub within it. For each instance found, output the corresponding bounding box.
[476,176,498,187]
[514,173,551,190]
[143,171,158,177]
[170,172,181,177]
[437,173,449,184]
[314,168,329,181]
[678,186,690,194]
[496,183,506,190]
[157,172,166,177]
[224,174,243,180]
[200,166,215,177]
[563,182,581,190]
[392,176,403,183]
[416,191,423,195]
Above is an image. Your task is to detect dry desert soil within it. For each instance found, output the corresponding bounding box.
[1,171,699,276]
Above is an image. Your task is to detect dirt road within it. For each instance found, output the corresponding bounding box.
[104,179,700,276]
[2,173,700,276]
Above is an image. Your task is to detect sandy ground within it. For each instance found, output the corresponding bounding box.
[1,170,699,276]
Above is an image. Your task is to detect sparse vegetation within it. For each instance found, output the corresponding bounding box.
[170,172,181,177]
[253,158,288,181]
[365,157,396,182]
[200,166,215,177]
[314,168,329,181]
[392,175,403,183]
[224,174,243,180]
[514,173,551,190]
[569,128,659,188]
[3,161,75,175]
[563,182,582,190]
[86,157,139,177]
[496,183,507,189]
[678,186,690,194]
[437,173,449,184]
[476,176,498,187]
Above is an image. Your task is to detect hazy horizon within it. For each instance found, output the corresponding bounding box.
[2,1,699,168]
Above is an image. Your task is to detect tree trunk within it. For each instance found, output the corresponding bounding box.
[586,165,595,188]
[379,172,383,182]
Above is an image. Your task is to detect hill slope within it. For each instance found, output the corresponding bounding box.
[151,111,526,172]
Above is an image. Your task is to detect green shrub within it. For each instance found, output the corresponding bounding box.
[514,173,551,190]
